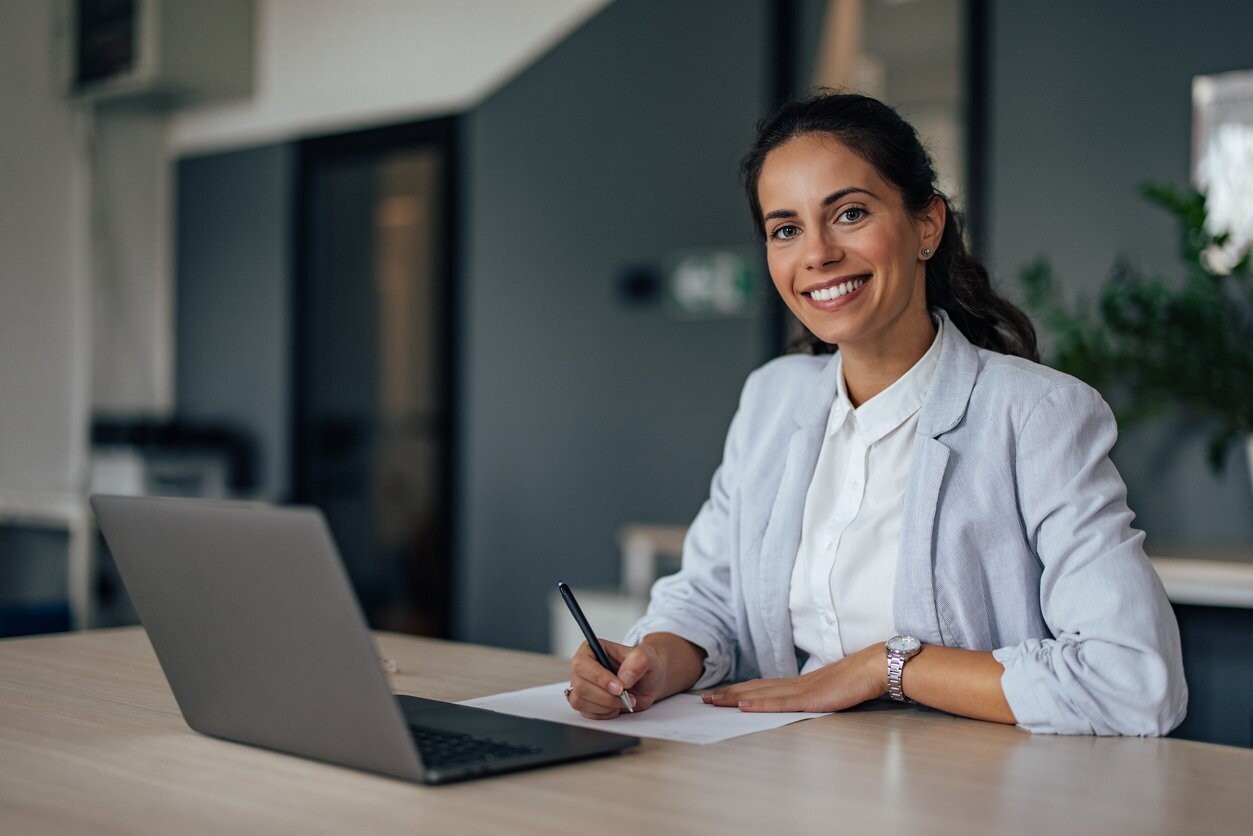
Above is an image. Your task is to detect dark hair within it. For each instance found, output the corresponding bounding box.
[742,91,1038,361]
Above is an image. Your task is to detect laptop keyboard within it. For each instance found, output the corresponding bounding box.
[409,726,542,768]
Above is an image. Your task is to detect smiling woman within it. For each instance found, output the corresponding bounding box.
[565,91,1188,738]
[743,93,1037,368]
[755,133,941,405]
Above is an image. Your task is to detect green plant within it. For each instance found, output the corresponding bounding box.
[1020,184,1253,471]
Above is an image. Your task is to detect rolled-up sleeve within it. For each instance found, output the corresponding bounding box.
[995,383,1187,735]
[624,375,754,690]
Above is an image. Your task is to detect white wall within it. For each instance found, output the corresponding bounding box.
[91,105,174,416]
[0,1,92,497]
[170,0,611,153]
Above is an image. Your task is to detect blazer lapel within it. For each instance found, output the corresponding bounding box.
[753,352,841,679]
[895,312,979,645]
[896,437,951,643]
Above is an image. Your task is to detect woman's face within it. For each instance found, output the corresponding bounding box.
[756,133,943,354]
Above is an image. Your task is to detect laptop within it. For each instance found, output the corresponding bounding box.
[90,494,638,785]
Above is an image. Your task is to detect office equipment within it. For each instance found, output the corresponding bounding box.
[557,581,633,712]
[66,0,254,103]
[89,494,637,784]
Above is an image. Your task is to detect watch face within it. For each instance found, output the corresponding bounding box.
[887,635,921,654]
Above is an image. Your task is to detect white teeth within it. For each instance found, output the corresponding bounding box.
[809,278,866,301]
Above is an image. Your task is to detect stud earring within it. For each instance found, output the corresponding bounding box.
[921,247,932,258]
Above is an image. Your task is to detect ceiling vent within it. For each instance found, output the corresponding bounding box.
[65,0,254,106]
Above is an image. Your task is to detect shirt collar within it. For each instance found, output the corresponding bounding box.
[827,315,945,442]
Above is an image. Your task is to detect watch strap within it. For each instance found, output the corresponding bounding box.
[886,637,921,702]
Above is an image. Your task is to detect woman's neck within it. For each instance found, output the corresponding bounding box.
[839,315,937,408]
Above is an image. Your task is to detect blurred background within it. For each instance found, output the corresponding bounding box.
[2,0,1251,711]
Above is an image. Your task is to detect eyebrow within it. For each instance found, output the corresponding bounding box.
[761,187,878,223]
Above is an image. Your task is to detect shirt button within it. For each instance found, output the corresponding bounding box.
[823,539,834,550]
[849,480,861,491]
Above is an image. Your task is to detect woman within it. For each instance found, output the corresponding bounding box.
[566,92,1187,735]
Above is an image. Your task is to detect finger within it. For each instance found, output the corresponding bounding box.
[568,687,621,720]
[569,669,623,705]
[703,680,802,707]
[736,693,814,713]
[701,681,748,704]
[597,640,652,700]
[573,691,621,720]
[599,638,632,666]
[573,689,641,718]
[574,698,621,720]
[570,642,630,696]
[613,645,655,691]
[706,688,780,707]
[568,670,629,716]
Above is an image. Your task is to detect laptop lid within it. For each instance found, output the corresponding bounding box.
[92,494,426,781]
[92,495,639,784]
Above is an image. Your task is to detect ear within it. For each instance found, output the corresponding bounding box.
[915,195,947,255]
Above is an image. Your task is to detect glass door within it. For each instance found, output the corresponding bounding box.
[295,119,457,636]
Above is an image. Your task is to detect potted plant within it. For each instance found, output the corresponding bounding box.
[1020,184,1252,481]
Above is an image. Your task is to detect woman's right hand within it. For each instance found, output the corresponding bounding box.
[566,632,705,719]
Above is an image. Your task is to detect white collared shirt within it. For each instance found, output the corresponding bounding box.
[789,318,944,673]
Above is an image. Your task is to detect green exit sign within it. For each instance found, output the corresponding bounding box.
[665,250,762,318]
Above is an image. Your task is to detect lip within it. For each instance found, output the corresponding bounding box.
[801,274,871,309]
[800,273,871,295]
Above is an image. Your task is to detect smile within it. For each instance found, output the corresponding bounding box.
[805,276,868,301]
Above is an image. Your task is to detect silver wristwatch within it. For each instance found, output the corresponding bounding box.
[885,635,923,702]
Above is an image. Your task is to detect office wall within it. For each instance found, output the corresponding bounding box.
[986,0,1253,549]
[91,106,175,417]
[175,146,295,501]
[457,0,772,650]
[0,2,91,497]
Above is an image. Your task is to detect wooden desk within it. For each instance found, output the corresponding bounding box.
[2,628,1250,834]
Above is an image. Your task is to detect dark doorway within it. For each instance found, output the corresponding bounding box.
[293,118,458,637]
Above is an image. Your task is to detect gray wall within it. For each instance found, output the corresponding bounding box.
[986,0,1253,550]
[175,145,295,501]
[456,0,773,650]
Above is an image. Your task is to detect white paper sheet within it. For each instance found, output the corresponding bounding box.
[458,681,828,745]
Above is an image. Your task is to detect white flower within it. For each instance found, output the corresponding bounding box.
[1198,122,1253,274]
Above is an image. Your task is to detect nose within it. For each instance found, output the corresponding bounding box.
[802,226,842,271]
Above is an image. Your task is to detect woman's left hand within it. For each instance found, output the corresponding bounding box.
[702,642,888,712]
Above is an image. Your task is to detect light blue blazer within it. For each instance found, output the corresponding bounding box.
[626,312,1187,736]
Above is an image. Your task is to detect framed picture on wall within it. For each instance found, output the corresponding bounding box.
[1192,69,1253,272]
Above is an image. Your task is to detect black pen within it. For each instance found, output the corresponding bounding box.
[557,581,634,712]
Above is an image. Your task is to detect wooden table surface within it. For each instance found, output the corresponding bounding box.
[1,627,1250,835]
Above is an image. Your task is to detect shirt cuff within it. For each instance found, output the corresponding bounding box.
[993,644,1058,734]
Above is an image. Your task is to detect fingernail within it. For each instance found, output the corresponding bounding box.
[608,682,622,695]
[738,700,751,710]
